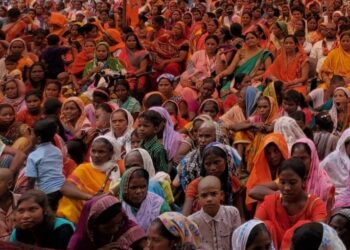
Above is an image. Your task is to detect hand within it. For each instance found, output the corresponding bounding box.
[90,65,103,75]
[214,74,221,84]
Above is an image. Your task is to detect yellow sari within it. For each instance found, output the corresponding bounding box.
[320,46,350,82]
[57,163,110,224]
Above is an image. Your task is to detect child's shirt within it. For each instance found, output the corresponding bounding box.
[25,142,65,193]
[140,136,168,173]
[189,205,241,250]
[41,46,70,78]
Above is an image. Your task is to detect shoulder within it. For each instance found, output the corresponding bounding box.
[221,205,240,216]
[54,217,75,230]
[188,210,202,221]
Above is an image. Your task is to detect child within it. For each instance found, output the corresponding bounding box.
[290,111,313,141]
[281,89,312,125]
[2,55,21,81]
[189,176,241,250]
[16,90,42,127]
[40,34,70,78]
[138,110,168,173]
[130,129,141,149]
[25,119,65,211]
[57,72,77,98]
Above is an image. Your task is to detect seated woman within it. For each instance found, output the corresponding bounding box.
[320,31,350,85]
[329,208,350,249]
[117,32,150,93]
[231,219,275,250]
[215,31,273,100]
[60,97,91,140]
[255,158,327,248]
[148,212,201,250]
[16,90,43,127]
[183,142,241,216]
[246,133,289,210]
[196,18,220,51]
[68,195,147,250]
[198,98,222,121]
[10,190,75,249]
[106,108,134,156]
[119,167,171,231]
[321,128,350,197]
[151,21,189,77]
[269,21,289,52]
[264,35,310,96]
[2,77,26,112]
[26,62,47,92]
[57,135,121,223]
[42,80,65,104]
[327,87,350,136]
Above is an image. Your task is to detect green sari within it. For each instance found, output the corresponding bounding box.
[220,49,271,100]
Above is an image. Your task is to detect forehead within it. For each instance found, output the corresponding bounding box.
[125,151,142,163]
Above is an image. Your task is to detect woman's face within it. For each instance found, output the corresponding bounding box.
[172,24,183,37]
[199,82,214,99]
[294,20,304,31]
[242,14,252,25]
[96,45,109,61]
[0,107,15,126]
[126,35,137,50]
[253,8,262,19]
[172,11,181,22]
[204,151,226,177]
[245,33,259,47]
[10,41,25,56]
[158,79,173,96]
[334,89,348,108]
[148,223,172,250]
[201,102,218,119]
[15,198,44,230]
[265,143,283,169]
[278,169,305,202]
[207,21,218,34]
[183,13,192,26]
[45,83,60,98]
[197,126,216,150]
[205,38,218,55]
[4,81,18,99]
[115,84,129,101]
[126,174,148,206]
[96,211,125,235]
[272,24,282,36]
[70,25,79,36]
[266,7,274,17]
[246,228,272,250]
[307,18,317,31]
[62,101,81,122]
[30,65,45,82]
[341,34,350,52]
[91,140,112,165]
[284,37,297,53]
[26,95,41,113]
[291,144,311,173]
[282,99,297,114]
[111,111,128,137]
[256,98,271,120]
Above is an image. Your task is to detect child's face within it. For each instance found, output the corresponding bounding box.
[15,198,45,230]
[26,95,41,114]
[45,83,60,98]
[5,62,17,72]
[137,118,157,140]
[200,82,215,99]
[282,99,297,114]
[130,134,141,149]
[201,102,218,119]
[95,109,109,130]
[198,185,222,216]
[111,111,128,136]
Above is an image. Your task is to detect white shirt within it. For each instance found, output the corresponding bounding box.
[310,39,337,73]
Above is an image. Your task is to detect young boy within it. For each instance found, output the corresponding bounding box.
[25,119,65,211]
[189,176,241,250]
[138,110,168,173]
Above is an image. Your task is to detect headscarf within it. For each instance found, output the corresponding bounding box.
[231,219,275,250]
[276,21,288,37]
[60,97,90,131]
[274,116,306,152]
[156,73,176,85]
[48,12,68,36]
[174,21,186,38]
[149,106,182,160]
[8,38,28,56]
[246,86,260,117]
[319,223,346,250]
[321,128,350,196]
[106,108,134,154]
[328,87,350,134]
[157,212,201,248]
[246,133,289,206]
[125,148,155,177]
[2,77,26,112]
[292,138,335,206]
[198,98,221,119]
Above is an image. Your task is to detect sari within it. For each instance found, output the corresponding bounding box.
[119,167,169,231]
[292,138,335,210]
[328,87,350,135]
[70,46,95,75]
[7,38,34,73]
[3,78,26,112]
[246,133,289,206]
[264,47,309,96]
[2,18,27,42]
[321,128,350,196]
[60,97,91,140]
[320,46,350,82]
[67,195,146,250]
[48,12,68,37]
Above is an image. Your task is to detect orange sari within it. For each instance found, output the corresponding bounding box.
[3,20,27,42]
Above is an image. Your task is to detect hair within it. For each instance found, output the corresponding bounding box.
[93,137,114,154]
[115,79,130,91]
[28,62,47,90]
[246,223,271,249]
[291,6,304,15]
[245,31,259,40]
[33,119,57,143]
[205,34,220,44]
[0,103,14,114]
[131,129,140,138]
[5,54,20,64]
[206,12,217,19]
[46,80,62,93]
[8,8,21,19]
[25,89,42,101]
[283,89,307,107]
[93,87,110,101]
[242,11,252,19]
[230,23,243,37]
[330,213,350,231]
[125,32,143,50]
[315,112,333,132]
[163,101,179,116]
[113,108,128,121]
[92,202,123,226]
[143,94,164,109]
[234,73,247,89]
[138,110,164,127]
[340,30,350,40]
[331,75,345,85]
[47,34,60,46]
[83,23,98,34]
[278,158,307,179]
[294,30,305,37]
[291,142,311,156]
[257,95,271,106]
[284,35,299,51]
[291,222,323,250]
[202,77,216,88]
[200,100,219,113]
[220,26,232,41]
[67,139,86,165]
[152,15,165,26]
[151,218,180,242]
[96,102,113,113]
[129,168,149,183]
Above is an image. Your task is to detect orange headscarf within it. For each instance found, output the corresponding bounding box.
[49,12,68,36]
[245,133,289,207]
[104,28,124,52]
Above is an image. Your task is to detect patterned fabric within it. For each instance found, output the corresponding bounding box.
[140,136,168,173]
[319,223,346,250]
[158,212,201,247]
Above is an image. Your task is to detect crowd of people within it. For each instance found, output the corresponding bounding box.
[0,0,350,249]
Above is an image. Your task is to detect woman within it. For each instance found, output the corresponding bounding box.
[10,190,75,249]
[177,35,219,106]
[119,167,171,231]
[42,80,65,104]
[231,219,275,250]
[111,80,140,118]
[241,12,255,35]
[26,62,47,92]
[7,38,35,73]
[215,32,272,100]
[60,97,91,140]
[148,212,201,250]
[321,128,350,196]
[68,195,146,250]
[255,158,327,248]
[106,108,134,155]
[117,33,150,92]
[2,77,26,112]
[269,21,289,52]
[264,35,309,96]
[328,87,350,135]
[306,15,322,44]
[329,209,350,249]
[196,18,219,51]
[57,135,121,223]
[320,31,350,84]
[246,133,288,208]
[151,21,189,77]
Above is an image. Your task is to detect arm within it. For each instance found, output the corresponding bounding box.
[132,58,149,76]
[182,197,194,216]
[163,50,188,64]
[3,146,26,173]
[287,61,310,86]
[60,181,93,200]
[248,182,278,202]
[230,120,253,131]
[215,49,242,82]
